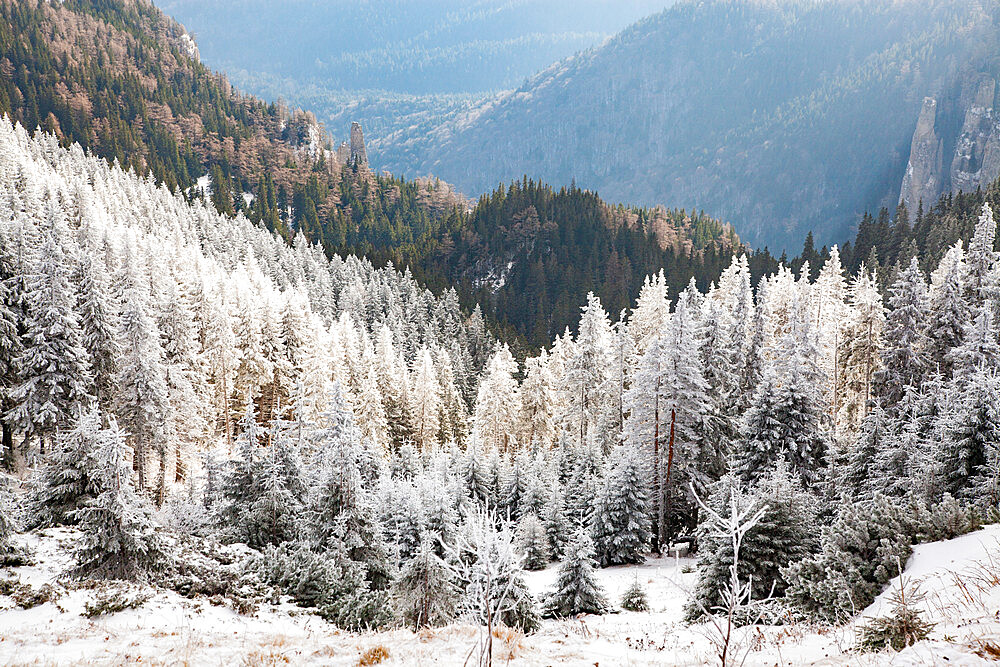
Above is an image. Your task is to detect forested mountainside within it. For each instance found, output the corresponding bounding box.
[0,0,738,349]
[159,0,672,96]
[367,0,1000,252]
[2,118,1000,649]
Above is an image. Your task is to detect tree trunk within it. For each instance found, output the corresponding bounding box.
[1,422,25,476]
[653,376,663,554]
[663,408,676,547]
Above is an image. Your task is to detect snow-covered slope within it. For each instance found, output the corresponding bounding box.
[4,527,1000,665]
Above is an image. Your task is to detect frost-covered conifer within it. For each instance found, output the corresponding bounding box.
[836,266,885,434]
[518,352,556,452]
[518,513,550,570]
[620,577,650,612]
[967,203,999,304]
[308,387,392,590]
[543,484,569,561]
[842,404,888,498]
[926,242,971,377]
[591,446,651,567]
[875,258,930,406]
[472,345,520,452]
[543,529,610,617]
[685,465,815,620]
[453,510,540,633]
[217,404,303,548]
[72,417,167,582]
[72,250,121,414]
[409,347,442,451]
[563,293,614,450]
[115,244,171,497]
[735,364,827,489]
[392,534,459,629]
[7,232,92,455]
[937,366,1000,500]
[783,495,918,622]
[30,407,105,527]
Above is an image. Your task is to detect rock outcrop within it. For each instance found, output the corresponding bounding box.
[951,77,1000,195]
[350,121,368,168]
[899,97,944,212]
[900,76,1000,213]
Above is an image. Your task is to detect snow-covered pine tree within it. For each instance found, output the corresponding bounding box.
[967,203,999,305]
[72,249,122,415]
[735,292,827,489]
[623,288,712,549]
[409,347,442,451]
[355,363,389,456]
[869,384,924,498]
[811,247,847,415]
[6,231,92,462]
[926,242,971,378]
[937,365,1000,501]
[875,258,930,407]
[0,467,17,559]
[204,288,240,449]
[591,445,651,566]
[30,407,106,527]
[392,533,459,629]
[434,346,468,445]
[543,529,610,617]
[947,301,1000,377]
[308,386,392,590]
[562,440,604,532]
[685,464,815,621]
[563,293,614,451]
[0,224,24,470]
[518,512,550,570]
[841,403,888,498]
[216,403,303,548]
[543,484,569,561]
[72,416,167,582]
[518,351,557,452]
[115,243,171,499]
[783,494,917,622]
[453,510,541,634]
[472,344,520,452]
[836,265,885,435]
[620,577,650,612]
[627,270,671,360]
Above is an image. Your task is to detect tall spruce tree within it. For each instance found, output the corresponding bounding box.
[591,445,651,567]
[6,232,92,462]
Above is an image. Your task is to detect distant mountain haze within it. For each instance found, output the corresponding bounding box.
[158,0,675,95]
[159,0,1000,252]
[366,0,1000,252]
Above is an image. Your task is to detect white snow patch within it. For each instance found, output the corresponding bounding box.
[4,529,1000,665]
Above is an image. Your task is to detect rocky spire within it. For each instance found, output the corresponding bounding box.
[350,122,368,169]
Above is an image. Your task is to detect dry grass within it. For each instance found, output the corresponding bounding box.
[240,636,294,666]
[974,640,1000,659]
[491,625,525,661]
[356,645,390,666]
[240,648,292,666]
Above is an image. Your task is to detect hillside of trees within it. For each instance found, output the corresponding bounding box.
[0,0,739,351]
[2,119,1000,656]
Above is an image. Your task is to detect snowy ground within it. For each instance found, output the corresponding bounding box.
[3,527,1000,666]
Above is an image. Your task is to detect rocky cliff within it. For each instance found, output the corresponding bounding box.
[900,75,1000,213]
[899,98,945,213]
